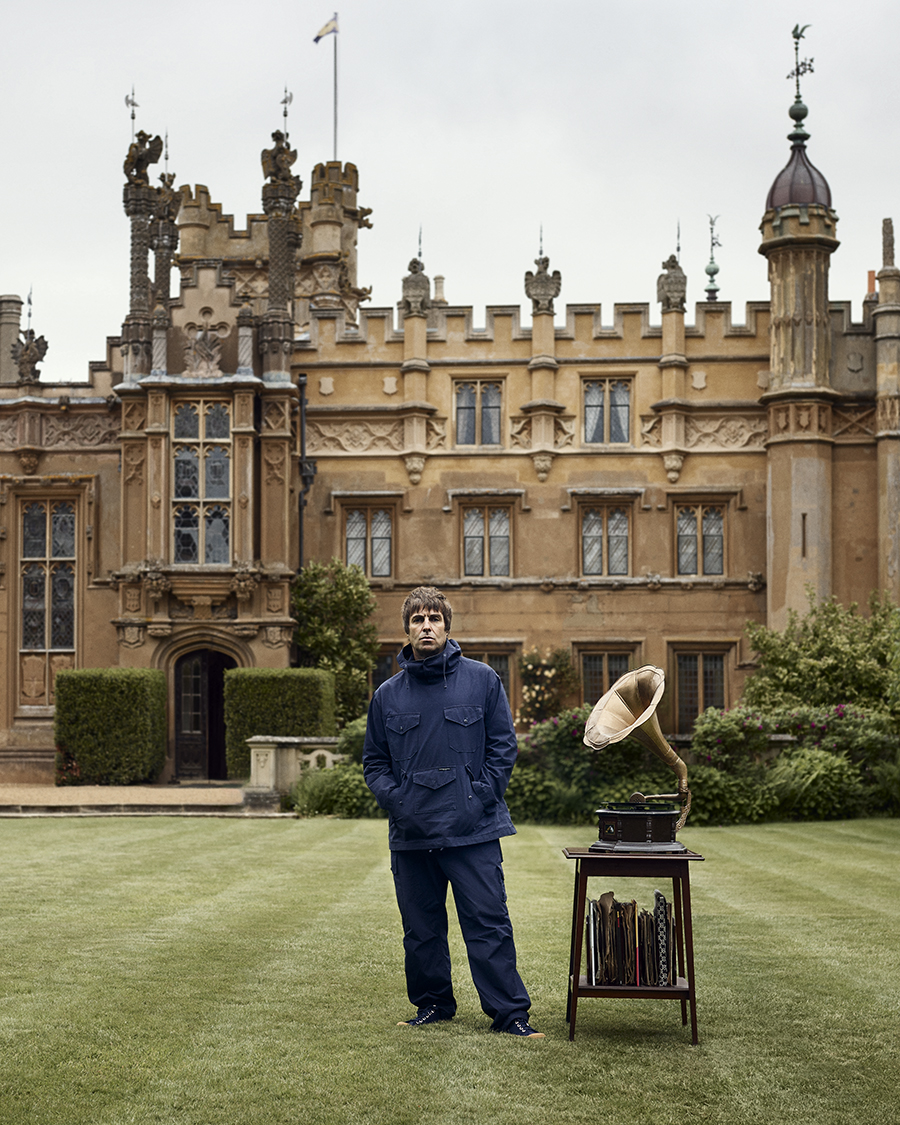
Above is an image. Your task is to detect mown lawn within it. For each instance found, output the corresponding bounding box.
[0,816,896,1125]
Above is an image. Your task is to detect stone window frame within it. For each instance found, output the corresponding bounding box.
[581,375,634,446]
[574,645,640,707]
[672,498,727,577]
[170,399,233,566]
[577,500,633,578]
[460,502,514,579]
[668,643,733,735]
[341,500,397,579]
[452,377,506,449]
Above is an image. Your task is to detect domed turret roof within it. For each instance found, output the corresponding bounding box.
[765,99,832,210]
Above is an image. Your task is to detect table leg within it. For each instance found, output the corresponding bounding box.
[672,874,687,1027]
[568,860,589,1041]
[681,870,699,1045]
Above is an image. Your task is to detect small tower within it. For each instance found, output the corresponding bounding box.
[758,27,839,628]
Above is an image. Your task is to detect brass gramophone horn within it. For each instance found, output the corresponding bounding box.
[583,665,691,829]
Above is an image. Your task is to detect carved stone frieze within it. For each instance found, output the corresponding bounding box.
[0,417,18,447]
[232,623,259,638]
[554,417,575,449]
[767,400,832,440]
[877,394,900,433]
[122,401,146,433]
[42,414,120,448]
[831,405,876,439]
[510,416,531,449]
[233,268,269,301]
[263,444,286,484]
[123,445,145,485]
[306,419,404,453]
[640,415,662,447]
[684,415,768,450]
[426,418,446,451]
[263,401,290,433]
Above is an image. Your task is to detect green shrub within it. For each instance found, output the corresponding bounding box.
[54,668,166,785]
[769,748,864,821]
[682,763,777,827]
[291,761,384,819]
[291,559,379,728]
[690,706,776,772]
[224,668,335,779]
[336,715,367,764]
[516,648,581,724]
[869,752,900,816]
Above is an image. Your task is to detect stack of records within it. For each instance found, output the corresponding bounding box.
[585,889,675,986]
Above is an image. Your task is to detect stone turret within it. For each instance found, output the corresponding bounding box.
[758,80,839,628]
[875,218,900,597]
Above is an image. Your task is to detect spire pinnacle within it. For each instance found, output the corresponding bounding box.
[705,215,721,301]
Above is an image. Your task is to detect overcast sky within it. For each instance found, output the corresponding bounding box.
[2,0,898,381]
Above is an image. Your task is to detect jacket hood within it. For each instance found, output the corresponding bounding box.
[397,636,461,685]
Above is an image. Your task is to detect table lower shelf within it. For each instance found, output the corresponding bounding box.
[571,975,690,1000]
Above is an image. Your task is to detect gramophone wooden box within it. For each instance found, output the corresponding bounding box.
[591,801,686,853]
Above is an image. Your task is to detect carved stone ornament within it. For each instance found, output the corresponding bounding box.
[645,573,662,591]
[306,419,404,454]
[124,131,163,187]
[142,565,171,603]
[532,453,554,482]
[641,416,662,448]
[124,445,145,485]
[182,312,228,377]
[554,417,575,449]
[153,172,182,223]
[265,585,284,614]
[657,255,687,312]
[11,329,48,384]
[685,416,768,450]
[878,395,900,433]
[43,414,120,448]
[124,586,142,614]
[263,625,293,648]
[261,130,301,191]
[17,449,40,475]
[510,417,532,449]
[663,452,685,483]
[264,444,286,484]
[117,624,146,648]
[232,623,259,638]
[230,565,260,603]
[747,571,766,593]
[426,418,447,451]
[401,259,431,317]
[524,257,561,316]
[404,454,426,485]
[885,218,895,269]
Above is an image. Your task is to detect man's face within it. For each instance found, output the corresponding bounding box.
[407,606,448,661]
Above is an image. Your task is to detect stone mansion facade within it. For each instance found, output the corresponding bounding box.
[1,87,898,782]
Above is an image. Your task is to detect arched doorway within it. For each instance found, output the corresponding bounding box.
[174,649,237,780]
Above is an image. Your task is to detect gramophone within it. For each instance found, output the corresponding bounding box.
[583,665,691,852]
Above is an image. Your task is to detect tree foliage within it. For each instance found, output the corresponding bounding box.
[516,647,581,724]
[291,559,379,727]
[743,589,900,715]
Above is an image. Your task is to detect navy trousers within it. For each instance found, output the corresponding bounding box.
[390,839,531,1030]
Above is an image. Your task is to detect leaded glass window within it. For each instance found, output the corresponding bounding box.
[677,504,724,576]
[676,652,726,733]
[344,508,393,577]
[583,379,631,444]
[171,401,231,564]
[455,381,503,446]
[581,507,629,576]
[463,507,510,577]
[18,500,78,704]
[582,651,632,705]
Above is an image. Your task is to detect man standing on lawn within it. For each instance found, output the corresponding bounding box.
[363,586,544,1038]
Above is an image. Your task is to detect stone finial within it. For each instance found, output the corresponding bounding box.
[657,254,687,312]
[261,130,301,190]
[11,328,48,384]
[124,131,163,186]
[153,172,182,223]
[884,218,895,269]
[401,258,431,317]
[524,256,561,315]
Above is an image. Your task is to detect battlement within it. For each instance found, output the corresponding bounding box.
[177,185,269,261]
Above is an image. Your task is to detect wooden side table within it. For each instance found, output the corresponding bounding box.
[563,847,704,1044]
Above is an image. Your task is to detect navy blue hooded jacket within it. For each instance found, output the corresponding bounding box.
[363,637,518,850]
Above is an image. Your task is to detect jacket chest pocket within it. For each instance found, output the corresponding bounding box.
[385,713,420,762]
[444,705,484,754]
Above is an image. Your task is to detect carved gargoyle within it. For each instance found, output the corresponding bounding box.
[124,130,164,186]
[401,258,431,317]
[524,256,561,315]
[11,329,48,384]
[657,254,687,312]
[261,130,300,187]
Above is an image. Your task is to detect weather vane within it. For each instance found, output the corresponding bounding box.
[539,223,543,257]
[125,86,139,140]
[418,224,423,262]
[281,86,293,135]
[787,24,814,99]
[705,215,721,302]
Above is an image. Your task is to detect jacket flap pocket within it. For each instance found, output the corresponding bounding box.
[414,768,456,790]
[443,705,483,728]
[386,713,420,735]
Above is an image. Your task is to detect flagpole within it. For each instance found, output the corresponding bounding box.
[333,11,338,162]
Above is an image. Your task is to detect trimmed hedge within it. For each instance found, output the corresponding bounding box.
[223,668,336,779]
[54,668,166,785]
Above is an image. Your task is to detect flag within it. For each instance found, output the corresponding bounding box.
[314,15,338,42]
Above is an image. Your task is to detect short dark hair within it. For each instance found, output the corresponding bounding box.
[401,586,452,634]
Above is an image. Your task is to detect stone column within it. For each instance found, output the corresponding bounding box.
[875,218,900,597]
[399,259,431,482]
[259,178,300,382]
[121,182,157,382]
[0,295,23,384]
[522,257,563,481]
